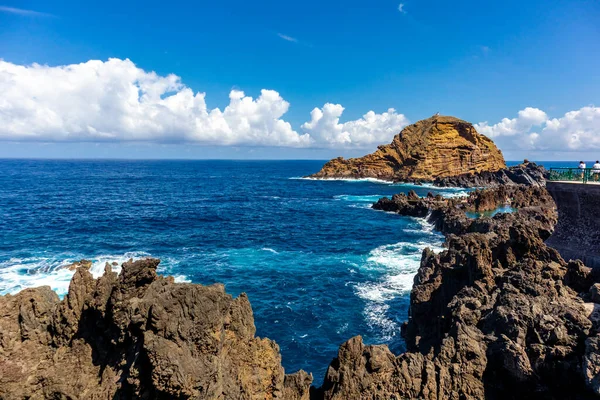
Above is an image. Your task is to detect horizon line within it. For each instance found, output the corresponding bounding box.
[0,157,575,163]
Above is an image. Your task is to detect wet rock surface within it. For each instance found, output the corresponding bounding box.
[308,115,506,181]
[316,186,600,399]
[0,258,311,399]
[433,160,547,188]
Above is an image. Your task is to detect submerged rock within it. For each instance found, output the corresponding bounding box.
[308,115,506,182]
[0,258,311,399]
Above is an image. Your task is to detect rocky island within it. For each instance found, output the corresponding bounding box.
[308,115,506,182]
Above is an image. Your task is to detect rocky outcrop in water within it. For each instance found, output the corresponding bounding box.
[317,187,600,399]
[308,115,506,182]
[0,258,311,399]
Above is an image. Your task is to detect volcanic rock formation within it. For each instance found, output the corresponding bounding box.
[0,258,312,399]
[433,160,547,188]
[308,115,506,182]
[317,187,600,399]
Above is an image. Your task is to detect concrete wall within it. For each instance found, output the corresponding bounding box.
[546,182,600,268]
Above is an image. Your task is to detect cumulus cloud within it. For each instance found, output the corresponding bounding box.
[302,104,409,147]
[475,107,548,138]
[398,3,406,13]
[475,106,600,151]
[0,58,409,149]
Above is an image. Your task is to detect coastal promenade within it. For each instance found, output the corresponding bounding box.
[546,176,600,268]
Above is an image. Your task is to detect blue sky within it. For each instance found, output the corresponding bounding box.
[0,0,599,160]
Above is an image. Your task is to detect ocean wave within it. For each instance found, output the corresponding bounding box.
[355,237,444,341]
[261,247,280,254]
[416,212,436,233]
[0,252,187,297]
[348,204,375,209]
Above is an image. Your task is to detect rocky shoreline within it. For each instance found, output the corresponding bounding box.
[2,184,600,398]
[0,258,313,399]
[358,186,600,399]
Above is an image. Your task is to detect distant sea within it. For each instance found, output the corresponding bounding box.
[0,159,578,378]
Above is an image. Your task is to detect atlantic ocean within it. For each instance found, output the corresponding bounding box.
[0,159,562,377]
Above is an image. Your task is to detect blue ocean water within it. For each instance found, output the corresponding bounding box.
[0,159,564,379]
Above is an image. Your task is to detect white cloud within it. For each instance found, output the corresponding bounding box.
[0,59,309,146]
[0,58,408,149]
[542,106,600,150]
[398,3,406,13]
[475,106,600,151]
[302,104,409,147]
[277,33,298,43]
[475,107,548,138]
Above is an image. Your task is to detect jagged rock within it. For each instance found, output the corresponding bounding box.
[284,371,313,400]
[308,115,505,181]
[591,284,600,304]
[433,160,547,188]
[585,336,600,395]
[58,258,93,271]
[321,186,600,399]
[0,258,311,399]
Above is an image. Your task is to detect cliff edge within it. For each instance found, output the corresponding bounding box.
[309,115,506,181]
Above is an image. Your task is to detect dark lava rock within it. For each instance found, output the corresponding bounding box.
[433,160,547,188]
[0,258,311,399]
[319,186,600,399]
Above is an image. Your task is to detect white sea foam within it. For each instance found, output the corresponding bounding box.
[172,275,192,283]
[390,182,472,198]
[348,204,374,209]
[0,252,188,297]
[417,212,436,233]
[337,322,349,334]
[289,177,393,184]
[261,247,280,254]
[355,237,444,341]
[439,190,471,198]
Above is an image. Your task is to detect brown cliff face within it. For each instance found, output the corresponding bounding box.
[0,259,311,399]
[309,115,506,181]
